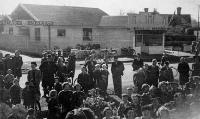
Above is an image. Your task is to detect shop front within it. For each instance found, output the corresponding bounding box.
[134,29,165,54]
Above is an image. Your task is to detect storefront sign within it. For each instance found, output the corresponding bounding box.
[133,27,168,30]
[0,20,54,26]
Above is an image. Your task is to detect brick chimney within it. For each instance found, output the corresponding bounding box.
[144,8,149,12]
[177,7,181,15]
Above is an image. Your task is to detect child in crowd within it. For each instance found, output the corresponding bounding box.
[22,82,35,109]
[4,69,14,89]
[118,94,132,118]
[47,90,60,119]
[58,82,73,119]
[54,78,62,94]
[73,83,86,108]
[131,93,142,117]
[156,106,170,119]
[101,64,109,93]
[141,104,153,119]
[0,74,4,101]
[141,84,151,106]
[26,108,36,119]
[126,87,133,102]
[93,64,102,89]
[10,78,21,105]
[102,107,114,119]
[123,107,136,119]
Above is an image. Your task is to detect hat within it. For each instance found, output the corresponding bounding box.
[31,62,37,66]
[47,54,52,58]
[127,87,133,90]
[152,59,157,62]
[114,56,118,59]
[122,93,129,97]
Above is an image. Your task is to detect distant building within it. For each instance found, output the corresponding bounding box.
[0,4,195,54]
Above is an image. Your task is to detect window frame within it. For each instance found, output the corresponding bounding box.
[83,28,92,41]
[57,29,66,37]
[34,28,41,41]
[9,27,13,35]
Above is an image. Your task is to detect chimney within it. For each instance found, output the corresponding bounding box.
[144,8,149,12]
[177,7,181,15]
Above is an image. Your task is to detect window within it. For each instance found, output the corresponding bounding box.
[9,27,13,35]
[135,35,143,47]
[83,28,92,41]
[35,28,40,41]
[57,29,66,37]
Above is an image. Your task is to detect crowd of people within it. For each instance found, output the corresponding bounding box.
[0,49,200,119]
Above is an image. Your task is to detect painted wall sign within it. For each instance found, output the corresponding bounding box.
[0,20,54,26]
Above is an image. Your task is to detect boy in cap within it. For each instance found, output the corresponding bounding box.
[118,93,132,118]
[10,78,21,105]
[39,55,58,97]
[12,50,23,79]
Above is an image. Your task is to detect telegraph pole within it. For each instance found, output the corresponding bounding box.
[48,25,51,50]
[197,5,199,41]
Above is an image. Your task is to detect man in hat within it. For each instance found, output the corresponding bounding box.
[67,52,76,82]
[39,54,58,97]
[12,50,23,79]
[147,59,159,87]
[178,57,190,89]
[85,55,97,81]
[132,53,144,71]
[3,54,13,75]
[28,62,42,94]
[111,56,124,98]
[27,62,42,110]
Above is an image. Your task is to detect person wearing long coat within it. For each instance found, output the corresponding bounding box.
[111,56,124,98]
[101,64,109,92]
[84,56,97,80]
[178,57,190,86]
[159,61,174,82]
[133,68,146,91]
[56,58,68,83]
[39,55,58,97]
[77,66,94,94]
[12,50,23,79]
[147,59,159,87]
[67,52,76,80]
[3,54,13,75]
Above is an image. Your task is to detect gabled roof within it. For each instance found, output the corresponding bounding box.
[99,16,128,28]
[14,4,108,26]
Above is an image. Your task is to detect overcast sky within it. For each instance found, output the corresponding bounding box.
[0,0,200,20]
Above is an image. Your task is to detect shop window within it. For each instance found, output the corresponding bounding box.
[35,28,40,41]
[57,29,66,37]
[143,34,163,46]
[9,27,13,35]
[83,28,92,41]
[135,35,143,47]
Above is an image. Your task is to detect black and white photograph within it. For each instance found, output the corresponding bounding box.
[0,0,200,119]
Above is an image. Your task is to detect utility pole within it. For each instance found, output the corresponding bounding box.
[48,25,51,50]
[197,5,200,41]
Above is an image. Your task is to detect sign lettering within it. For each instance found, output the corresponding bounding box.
[0,20,54,26]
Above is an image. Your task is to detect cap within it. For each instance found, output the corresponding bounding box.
[114,56,118,59]
[122,93,129,97]
[127,87,133,90]
[31,62,37,66]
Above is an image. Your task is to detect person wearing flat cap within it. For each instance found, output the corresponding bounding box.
[118,93,132,118]
[111,56,124,98]
[27,62,42,110]
[39,55,58,98]
[12,50,23,79]
[147,59,159,87]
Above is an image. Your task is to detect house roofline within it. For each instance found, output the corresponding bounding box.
[19,4,39,21]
